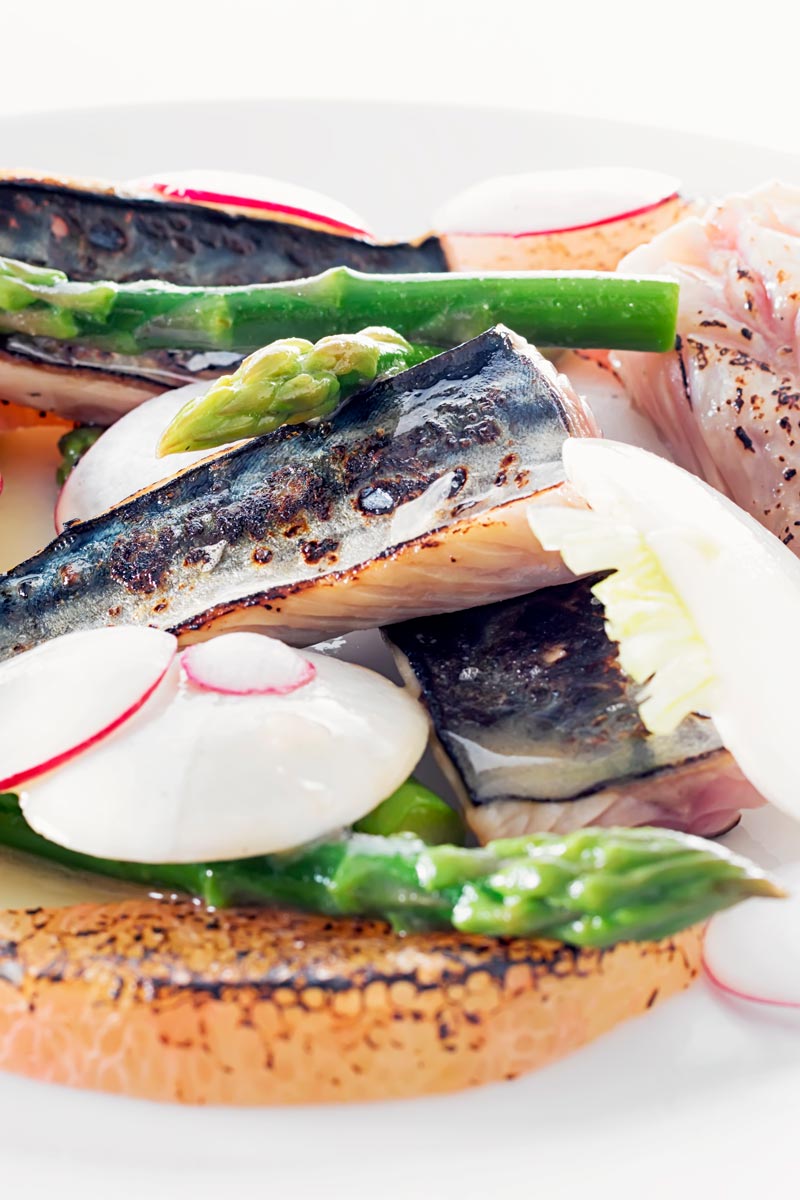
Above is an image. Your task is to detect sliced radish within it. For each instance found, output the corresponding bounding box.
[434,167,681,236]
[0,626,177,790]
[435,168,685,272]
[182,634,316,696]
[20,633,428,862]
[703,864,800,1009]
[126,170,373,238]
[529,439,800,821]
[55,382,242,530]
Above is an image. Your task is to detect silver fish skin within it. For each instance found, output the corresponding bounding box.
[387,579,765,840]
[0,335,245,425]
[0,171,444,421]
[0,327,595,660]
[0,172,446,285]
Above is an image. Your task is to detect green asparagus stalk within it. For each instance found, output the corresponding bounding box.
[0,255,679,356]
[352,777,466,845]
[56,425,104,485]
[158,327,442,455]
[0,793,778,946]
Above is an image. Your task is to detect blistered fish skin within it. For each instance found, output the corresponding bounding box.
[0,175,445,285]
[0,327,595,659]
[0,173,444,420]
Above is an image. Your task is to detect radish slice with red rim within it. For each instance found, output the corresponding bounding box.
[126,170,374,238]
[703,863,800,1010]
[20,633,429,862]
[434,167,681,236]
[0,626,177,790]
[182,634,316,696]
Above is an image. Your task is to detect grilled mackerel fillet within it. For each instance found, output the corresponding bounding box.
[388,579,765,839]
[0,327,595,659]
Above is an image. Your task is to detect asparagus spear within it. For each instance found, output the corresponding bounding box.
[0,255,679,356]
[0,793,778,946]
[158,326,442,455]
[352,777,466,845]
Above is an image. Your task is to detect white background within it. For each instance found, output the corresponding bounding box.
[1,0,798,153]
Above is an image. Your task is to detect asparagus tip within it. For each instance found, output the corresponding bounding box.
[750,878,788,900]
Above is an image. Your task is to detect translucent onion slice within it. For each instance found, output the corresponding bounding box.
[20,633,428,862]
[127,170,373,238]
[55,382,243,530]
[0,627,177,789]
[703,864,800,1008]
[529,438,800,822]
[434,167,681,236]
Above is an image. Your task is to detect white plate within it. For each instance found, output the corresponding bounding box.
[1,100,799,1200]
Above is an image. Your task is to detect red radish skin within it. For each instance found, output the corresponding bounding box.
[448,192,680,238]
[181,636,316,697]
[0,627,177,790]
[702,864,800,1011]
[149,182,373,238]
[20,635,428,863]
[127,172,374,239]
[0,666,172,791]
[702,955,800,1011]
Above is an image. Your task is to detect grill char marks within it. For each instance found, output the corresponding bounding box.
[0,327,588,658]
[0,898,702,1103]
[392,576,649,753]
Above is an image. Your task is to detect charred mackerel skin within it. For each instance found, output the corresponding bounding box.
[0,176,447,284]
[387,580,759,840]
[389,578,721,794]
[0,328,581,660]
[0,898,704,1104]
